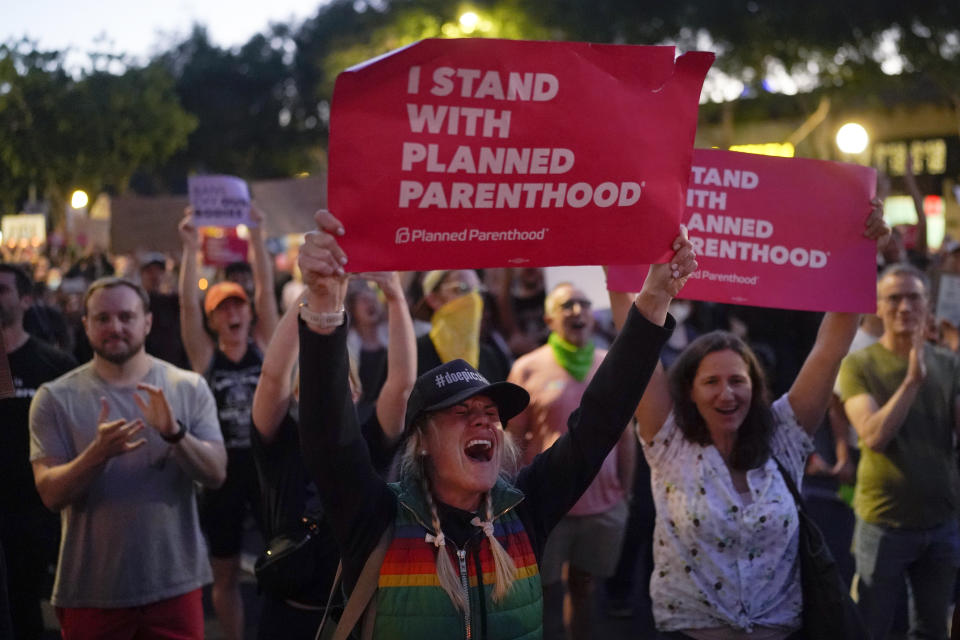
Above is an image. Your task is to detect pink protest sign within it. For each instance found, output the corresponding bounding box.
[328,38,713,272]
[202,232,249,267]
[607,149,878,313]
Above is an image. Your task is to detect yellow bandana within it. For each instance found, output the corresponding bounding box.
[429,291,483,368]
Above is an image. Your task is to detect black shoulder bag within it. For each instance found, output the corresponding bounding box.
[773,457,870,640]
[254,514,325,600]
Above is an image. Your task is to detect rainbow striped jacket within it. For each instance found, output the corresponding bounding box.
[370,477,543,640]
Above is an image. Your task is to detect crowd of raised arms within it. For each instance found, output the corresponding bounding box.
[6,196,960,640]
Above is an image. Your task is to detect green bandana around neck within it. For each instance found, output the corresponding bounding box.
[548,331,595,382]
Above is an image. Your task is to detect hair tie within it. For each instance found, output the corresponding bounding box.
[425,531,445,548]
[470,516,495,539]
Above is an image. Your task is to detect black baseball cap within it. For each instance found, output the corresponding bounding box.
[404,359,529,433]
[139,252,166,270]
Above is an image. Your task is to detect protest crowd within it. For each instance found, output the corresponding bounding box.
[6,187,960,640]
[2,48,960,640]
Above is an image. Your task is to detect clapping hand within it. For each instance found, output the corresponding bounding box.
[134,383,179,440]
[91,398,146,462]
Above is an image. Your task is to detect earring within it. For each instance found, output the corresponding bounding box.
[419,449,428,456]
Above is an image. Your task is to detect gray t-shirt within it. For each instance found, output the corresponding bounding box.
[29,357,222,607]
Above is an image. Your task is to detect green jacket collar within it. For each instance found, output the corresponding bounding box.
[393,474,525,533]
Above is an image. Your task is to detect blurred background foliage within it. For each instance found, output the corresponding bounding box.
[1,0,957,214]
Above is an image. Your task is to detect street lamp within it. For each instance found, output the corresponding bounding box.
[836,123,869,155]
[459,11,480,34]
[70,190,89,209]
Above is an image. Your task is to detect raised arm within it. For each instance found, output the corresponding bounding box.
[252,301,300,444]
[787,312,860,434]
[606,264,677,444]
[296,210,396,570]
[789,199,890,435]
[248,205,280,349]
[616,423,636,496]
[363,271,417,442]
[178,211,213,373]
[904,154,928,260]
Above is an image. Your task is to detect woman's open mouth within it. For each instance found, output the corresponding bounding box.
[464,439,493,462]
[715,405,740,416]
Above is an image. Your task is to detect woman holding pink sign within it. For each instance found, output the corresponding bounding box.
[627,205,888,639]
[178,205,280,640]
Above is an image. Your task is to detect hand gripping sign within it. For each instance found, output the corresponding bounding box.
[328,38,713,272]
[607,149,879,313]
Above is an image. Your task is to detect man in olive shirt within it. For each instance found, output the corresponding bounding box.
[838,263,960,640]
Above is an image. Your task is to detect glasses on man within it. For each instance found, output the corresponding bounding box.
[559,298,592,311]
[881,292,925,306]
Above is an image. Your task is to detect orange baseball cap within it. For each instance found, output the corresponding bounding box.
[204,281,249,316]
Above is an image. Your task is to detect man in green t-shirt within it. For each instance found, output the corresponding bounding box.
[838,263,960,640]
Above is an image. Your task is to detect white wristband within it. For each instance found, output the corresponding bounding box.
[299,298,345,328]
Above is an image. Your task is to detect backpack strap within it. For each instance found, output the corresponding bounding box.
[317,523,394,640]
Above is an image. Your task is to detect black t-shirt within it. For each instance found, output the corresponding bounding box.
[145,293,190,370]
[205,344,262,449]
[512,289,549,350]
[251,408,399,602]
[416,333,510,382]
[355,346,387,426]
[1,336,76,513]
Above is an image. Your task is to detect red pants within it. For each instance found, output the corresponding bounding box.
[56,589,203,640]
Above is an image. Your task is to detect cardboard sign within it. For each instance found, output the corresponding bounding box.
[2,214,46,247]
[935,273,960,329]
[329,38,713,272]
[188,175,252,227]
[607,149,878,313]
[70,217,111,250]
[249,175,326,235]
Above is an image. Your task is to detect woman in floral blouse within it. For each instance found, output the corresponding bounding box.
[629,207,887,640]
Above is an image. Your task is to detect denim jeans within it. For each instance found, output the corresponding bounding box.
[853,517,960,640]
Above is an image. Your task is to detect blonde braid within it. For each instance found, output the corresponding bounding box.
[471,492,517,603]
[420,474,467,611]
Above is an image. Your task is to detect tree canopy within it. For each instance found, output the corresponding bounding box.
[0,40,195,214]
[1,0,957,214]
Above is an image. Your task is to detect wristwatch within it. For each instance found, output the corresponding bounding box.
[299,297,345,328]
[161,419,188,444]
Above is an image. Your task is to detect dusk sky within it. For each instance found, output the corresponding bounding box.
[4,0,326,63]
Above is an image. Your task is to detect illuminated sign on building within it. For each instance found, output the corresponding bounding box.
[873,138,948,176]
[728,143,796,158]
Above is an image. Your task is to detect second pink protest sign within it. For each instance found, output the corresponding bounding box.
[607,149,879,313]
